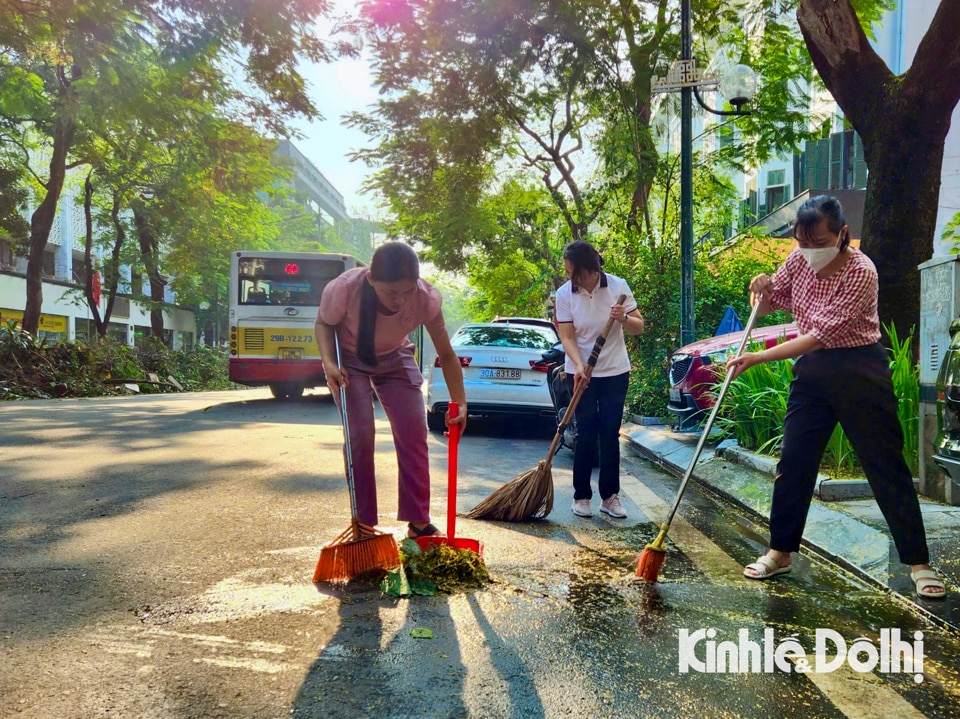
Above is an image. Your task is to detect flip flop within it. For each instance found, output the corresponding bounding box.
[407,522,444,539]
[743,555,792,581]
[910,569,947,600]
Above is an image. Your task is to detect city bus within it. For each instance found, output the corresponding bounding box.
[227,250,364,399]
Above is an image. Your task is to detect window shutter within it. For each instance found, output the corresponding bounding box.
[804,140,818,190]
[853,133,868,188]
[830,133,843,188]
[817,139,830,189]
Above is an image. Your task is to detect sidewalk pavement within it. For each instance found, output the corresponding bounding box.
[620,421,960,632]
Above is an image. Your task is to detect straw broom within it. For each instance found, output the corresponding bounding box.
[636,298,763,582]
[466,294,627,522]
[314,334,400,583]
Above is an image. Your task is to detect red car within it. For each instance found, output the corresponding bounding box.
[667,323,800,428]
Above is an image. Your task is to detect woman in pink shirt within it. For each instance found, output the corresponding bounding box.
[316,242,467,539]
[727,195,945,599]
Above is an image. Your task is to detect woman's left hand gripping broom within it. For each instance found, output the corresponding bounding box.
[313,332,401,583]
[635,297,764,582]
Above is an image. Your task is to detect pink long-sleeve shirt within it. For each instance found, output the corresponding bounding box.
[317,268,445,359]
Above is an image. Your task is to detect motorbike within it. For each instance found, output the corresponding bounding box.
[532,341,580,456]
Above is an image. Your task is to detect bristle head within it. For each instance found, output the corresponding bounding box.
[313,534,400,584]
[636,547,666,582]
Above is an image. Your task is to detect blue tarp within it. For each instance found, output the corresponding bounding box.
[715,305,744,336]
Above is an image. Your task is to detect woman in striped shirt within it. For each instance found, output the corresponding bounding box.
[727,195,945,599]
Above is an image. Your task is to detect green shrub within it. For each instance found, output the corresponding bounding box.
[0,325,234,400]
[885,323,919,476]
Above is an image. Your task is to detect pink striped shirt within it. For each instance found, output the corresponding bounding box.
[768,248,880,349]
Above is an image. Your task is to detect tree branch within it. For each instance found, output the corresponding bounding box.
[796,0,893,129]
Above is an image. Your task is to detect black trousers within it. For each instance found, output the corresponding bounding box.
[771,343,929,565]
[572,372,630,501]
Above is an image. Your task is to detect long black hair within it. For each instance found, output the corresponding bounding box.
[356,242,420,365]
[794,195,850,252]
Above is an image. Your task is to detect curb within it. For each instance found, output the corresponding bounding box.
[620,423,960,634]
[719,444,921,501]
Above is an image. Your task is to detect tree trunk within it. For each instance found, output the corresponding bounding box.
[81,174,106,338]
[861,108,947,338]
[22,110,75,335]
[798,0,960,337]
[133,206,167,342]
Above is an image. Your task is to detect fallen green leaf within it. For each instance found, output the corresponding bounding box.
[380,565,411,597]
[409,577,437,596]
[410,627,434,639]
[399,538,421,556]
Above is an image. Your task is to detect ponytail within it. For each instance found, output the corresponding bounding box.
[356,278,379,366]
[353,241,420,367]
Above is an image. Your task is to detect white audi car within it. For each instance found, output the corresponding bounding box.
[425,322,558,432]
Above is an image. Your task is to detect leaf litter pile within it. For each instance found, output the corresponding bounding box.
[380,538,491,597]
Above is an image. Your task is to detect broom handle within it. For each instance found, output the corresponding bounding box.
[544,293,628,458]
[447,402,460,539]
[661,297,764,529]
[334,333,360,522]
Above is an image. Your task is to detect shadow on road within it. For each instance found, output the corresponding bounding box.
[292,581,471,719]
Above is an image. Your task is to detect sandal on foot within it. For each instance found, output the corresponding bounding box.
[911,569,946,599]
[743,555,792,581]
[407,522,444,539]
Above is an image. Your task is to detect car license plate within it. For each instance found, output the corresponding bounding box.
[279,348,303,360]
[669,387,681,403]
[479,368,521,380]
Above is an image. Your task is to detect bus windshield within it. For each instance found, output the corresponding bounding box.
[237,256,347,307]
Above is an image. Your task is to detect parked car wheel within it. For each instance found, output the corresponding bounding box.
[426,408,446,433]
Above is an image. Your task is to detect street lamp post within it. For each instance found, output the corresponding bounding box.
[680,0,694,347]
[653,0,757,346]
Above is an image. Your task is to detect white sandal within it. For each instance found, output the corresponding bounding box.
[910,569,946,599]
[743,555,792,581]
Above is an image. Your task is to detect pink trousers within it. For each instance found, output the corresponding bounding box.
[336,344,430,527]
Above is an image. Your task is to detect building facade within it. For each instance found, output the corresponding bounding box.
[0,186,196,349]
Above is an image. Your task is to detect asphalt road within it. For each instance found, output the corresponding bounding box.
[2,388,959,718]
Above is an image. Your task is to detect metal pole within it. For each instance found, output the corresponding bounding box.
[680,0,695,346]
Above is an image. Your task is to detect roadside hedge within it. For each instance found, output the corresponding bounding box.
[0,321,234,400]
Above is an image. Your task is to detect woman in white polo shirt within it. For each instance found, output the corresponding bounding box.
[556,240,644,519]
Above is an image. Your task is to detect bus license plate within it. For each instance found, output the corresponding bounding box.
[479,368,520,380]
[669,388,681,403]
[279,348,303,360]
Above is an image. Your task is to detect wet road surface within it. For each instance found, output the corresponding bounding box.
[1,389,958,718]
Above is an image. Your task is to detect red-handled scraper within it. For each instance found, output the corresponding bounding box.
[414,402,483,555]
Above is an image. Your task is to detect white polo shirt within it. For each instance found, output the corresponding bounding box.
[555,272,636,377]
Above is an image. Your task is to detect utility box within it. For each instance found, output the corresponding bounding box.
[917,255,960,503]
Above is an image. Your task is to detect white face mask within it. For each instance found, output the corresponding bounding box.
[799,230,843,272]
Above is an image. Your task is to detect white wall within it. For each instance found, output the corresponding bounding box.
[0,271,195,346]
[874,1,960,252]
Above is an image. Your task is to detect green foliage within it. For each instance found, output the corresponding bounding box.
[716,352,793,455]
[1,0,344,335]
[944,212,960,252]
[0,161,29,245]
[0,324,233,400]
[716,324,920,477]
[886,322,919,476]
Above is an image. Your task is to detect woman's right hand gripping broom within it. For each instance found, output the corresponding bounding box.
[325,363,348,393]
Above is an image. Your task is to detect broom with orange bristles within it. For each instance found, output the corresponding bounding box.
[636,298,763,582]
[314,334,401,583]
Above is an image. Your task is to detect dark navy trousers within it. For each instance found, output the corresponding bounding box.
[771,343,929,565]
[572,372,630,502]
